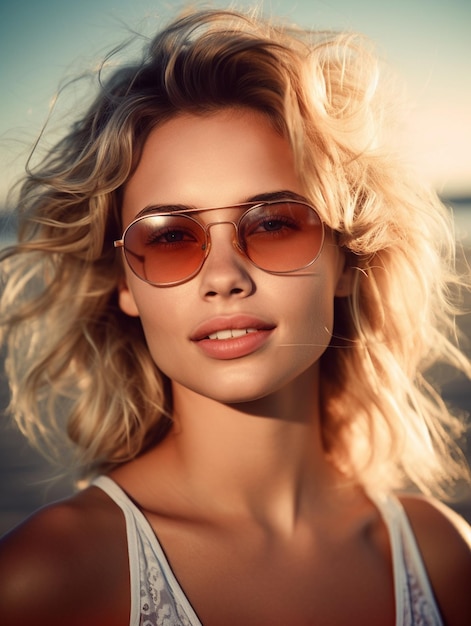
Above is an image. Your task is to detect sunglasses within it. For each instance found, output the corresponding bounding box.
[114,199,325,287]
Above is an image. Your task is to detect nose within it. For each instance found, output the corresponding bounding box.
[198,221,254,299]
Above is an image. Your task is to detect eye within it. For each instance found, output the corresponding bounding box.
[253,215,299,233]
[135,214,204,249]
[146,226,198,245]
[243,211,301,238]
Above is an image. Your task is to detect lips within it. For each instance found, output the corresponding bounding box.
[190,316,275,359]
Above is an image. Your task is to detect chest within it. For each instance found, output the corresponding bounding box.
[150,516,396,626]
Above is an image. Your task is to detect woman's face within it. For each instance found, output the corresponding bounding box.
[118,108,350,404]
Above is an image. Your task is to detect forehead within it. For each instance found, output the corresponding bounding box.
[121,109,303,226]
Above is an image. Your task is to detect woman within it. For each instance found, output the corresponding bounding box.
[0,8,470,626]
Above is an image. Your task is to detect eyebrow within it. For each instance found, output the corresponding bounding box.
[134,190,311,218]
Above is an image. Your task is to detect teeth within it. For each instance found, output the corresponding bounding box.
[231,328,249,338]
[207,328,258,340]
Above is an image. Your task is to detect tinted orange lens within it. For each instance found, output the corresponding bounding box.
[123,214,206,285]
[239,202,323,272]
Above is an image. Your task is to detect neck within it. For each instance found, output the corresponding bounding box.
[161,364,340,532]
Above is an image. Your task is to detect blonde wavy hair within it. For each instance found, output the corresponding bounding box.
[1,7,470,495]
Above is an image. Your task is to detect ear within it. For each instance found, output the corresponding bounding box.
[118,277,140,317]
[334,253,354,298]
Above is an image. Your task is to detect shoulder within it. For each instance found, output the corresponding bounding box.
[398,493,471,626]
[0,486,130,626]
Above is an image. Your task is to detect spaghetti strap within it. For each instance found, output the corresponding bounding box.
[93,475,203,626]
[368,491,444,626]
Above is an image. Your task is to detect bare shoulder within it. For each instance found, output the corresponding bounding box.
[0,486,130,626]
[399,493,471,626]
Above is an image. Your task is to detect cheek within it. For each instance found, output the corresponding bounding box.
[305,275,340,359]
[301,246,348,342]
[119,276,169,335]
[137,308,184,379]
[135,296,178,341]
[123,286,190,372]
[274,274,337,374]
[304,291,336,352]
[295,269,338,331]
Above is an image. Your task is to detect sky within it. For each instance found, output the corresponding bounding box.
[0,0,470,209]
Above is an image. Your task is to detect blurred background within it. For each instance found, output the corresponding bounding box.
[0,0,470,535]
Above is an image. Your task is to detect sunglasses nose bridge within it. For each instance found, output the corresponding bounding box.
[203,219,240,246]
[201,219,248,265]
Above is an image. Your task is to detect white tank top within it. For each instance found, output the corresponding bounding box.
[93,475,444,626]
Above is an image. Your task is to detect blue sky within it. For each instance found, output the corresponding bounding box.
[1,0,470,206]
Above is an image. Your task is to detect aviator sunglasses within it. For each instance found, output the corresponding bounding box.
[114,199,325,287]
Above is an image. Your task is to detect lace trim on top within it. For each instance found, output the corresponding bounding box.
[93,476,202,626]
[369,492,444,626]
[93,476,444,626]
